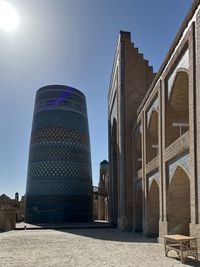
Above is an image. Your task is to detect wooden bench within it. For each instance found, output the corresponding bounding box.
[164,234,198,263]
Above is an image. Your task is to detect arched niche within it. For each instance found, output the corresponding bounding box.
[135,128,142,171]
[148,179,159,237]
[146,110,159,163]
[166,70,189,147]
[167,165,190,235]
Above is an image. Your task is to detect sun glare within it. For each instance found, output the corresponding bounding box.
[0,1,19,32]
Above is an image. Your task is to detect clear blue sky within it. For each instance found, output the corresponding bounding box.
[0,0,193,198]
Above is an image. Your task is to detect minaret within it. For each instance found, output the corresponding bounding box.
[25,85,93,223]
[98,160,109,220]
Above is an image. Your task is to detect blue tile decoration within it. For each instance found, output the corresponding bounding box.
[167,49,189,99]
[147,98,159,127]
[167,151,190,184]
[25,85,93,223]
[147,169,159,191]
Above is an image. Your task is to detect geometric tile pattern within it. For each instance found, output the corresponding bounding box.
[27,179,92,196]
[25,85,93,223]
[27,126,92,195]
[168,49,189,99]
[167,151,190,184]
[29,144,90,163]
[34,98,87,117]
[148,170,159,191]
[30,128,89,145]
[28,161,91,178]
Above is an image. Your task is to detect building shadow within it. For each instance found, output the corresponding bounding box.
[17,221,157,243]
[55,228,157,243]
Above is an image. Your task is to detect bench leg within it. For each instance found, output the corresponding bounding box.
[164,240,168,256]
[180,242,185,263]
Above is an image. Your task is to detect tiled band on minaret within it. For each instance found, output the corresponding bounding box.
[25,85,93,223]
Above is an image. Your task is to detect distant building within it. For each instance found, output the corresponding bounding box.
[98,160,109,221]
[108,30,155,231]
[93,186,98,220]
[93,160,109,222]
[25,85,93,223]
[0,193,25,231]
[108,0,200,243]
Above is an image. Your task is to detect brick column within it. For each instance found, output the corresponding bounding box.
[158,82,164,222]
[132,127,137,232]
[158,79,168,238]
[188,22,198,228]
[190,11,200,240]
[142,110,148,235]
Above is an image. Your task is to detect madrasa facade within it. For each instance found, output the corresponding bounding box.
[108,0,200,241]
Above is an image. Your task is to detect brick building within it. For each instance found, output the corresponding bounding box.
[97,160,109,221]
[0,193,25,231]
[93,160,109,221]
[108,0,200,241]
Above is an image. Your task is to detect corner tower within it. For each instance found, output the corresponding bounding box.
[108,31,155,230]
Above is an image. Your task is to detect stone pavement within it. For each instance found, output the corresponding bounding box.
[0,228,199,267]
[15,221,111,230]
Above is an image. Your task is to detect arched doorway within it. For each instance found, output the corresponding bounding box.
[148,180,159,237]
[167,166,190,235]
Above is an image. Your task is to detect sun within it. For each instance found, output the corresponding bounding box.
[0,1,19,32]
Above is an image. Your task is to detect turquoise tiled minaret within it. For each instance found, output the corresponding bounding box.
[25,85,93,223]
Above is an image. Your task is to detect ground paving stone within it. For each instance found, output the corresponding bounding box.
[0,228,199,266]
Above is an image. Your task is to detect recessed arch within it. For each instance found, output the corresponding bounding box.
[135,129,142,171]
[168,68,189,100]
[166,70,189,147]
[169,163,189,185]
[147,107,159,128]
[149,177,159,190]
[167,165,190,235]
[146,110,159,163]
[148,179,159,237]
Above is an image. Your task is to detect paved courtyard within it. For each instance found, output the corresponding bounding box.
[0,228,199,267]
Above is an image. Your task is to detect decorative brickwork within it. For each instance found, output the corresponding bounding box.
[108,1,200,244]
[25,85,93,223]
[108,31,155,230]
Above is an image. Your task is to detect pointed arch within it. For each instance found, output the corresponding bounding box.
[149,177,159,191]
[147,108,159,128]
[167,165,190,235]
[146,110,159,163]
[148,180,159,237]
[166,70,189,147]
[169,163,189,185]
[135,128,142,171]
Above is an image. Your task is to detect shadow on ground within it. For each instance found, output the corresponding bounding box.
[16,222,200,265]
[55,228,158,243]
[166,252,200,267]
[17,221,157,243]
